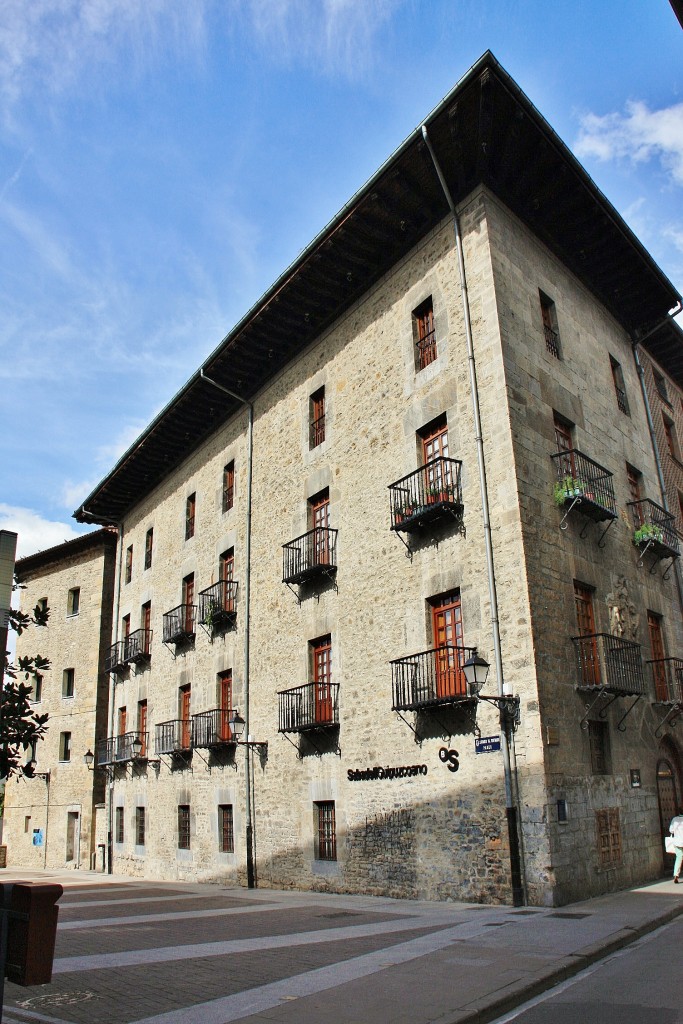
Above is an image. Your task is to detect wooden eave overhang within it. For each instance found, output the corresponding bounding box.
[75,51,682,526]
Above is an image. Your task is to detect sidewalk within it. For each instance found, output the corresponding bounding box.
[0,869,681,1024]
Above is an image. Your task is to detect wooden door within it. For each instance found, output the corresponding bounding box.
[220,550,234,611]
[311,492,330,565]
[180,686,191,748]
[142,602,151,654]
[648,612,668,701]
[183,574,194,632]
[313,637,332,723]
[219,671,232,740]
[574,583,601,686]
[554,416,576,478]
[416,301,436,369]
[658,759,679,859]
[65,811,79,864]
[432,593,465,698]
[422,420,450,496]
[138,700,147,757]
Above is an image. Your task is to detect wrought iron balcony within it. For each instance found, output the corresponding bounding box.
[627,499,680,560]
[648,658,683,704]
[282,527,338,585]
[96,731,148,766]
[162,604,196,645]
[198,581,238,629]
[155,719,192,755]
[388,457,463,533]
[191,708,236,748]
[551,449,617,522]
[126,628,152,663]
[571,633,645,695]
[278,683,340,733]
[105,640,128,674]
[391,644,477,711]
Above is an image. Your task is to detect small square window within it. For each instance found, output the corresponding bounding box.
[178,805,191,850]
[62,668,75,699]
[136,807,146,847]
[67,588,80,616]
[218,804,234,853]
[314,800,337,861]
[125,545,133,584]
[59,731,71,762]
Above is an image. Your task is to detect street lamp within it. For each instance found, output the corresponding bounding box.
[229,711,267,755]
[462,653,521,733]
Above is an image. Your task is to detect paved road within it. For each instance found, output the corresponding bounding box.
[492,917,683,1024]
[1,874,682,1024]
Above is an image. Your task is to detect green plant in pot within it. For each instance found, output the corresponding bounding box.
[633,522,664,546]
[553,475,584,507]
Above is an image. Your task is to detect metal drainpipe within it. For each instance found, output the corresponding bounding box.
[107,524,124,874]
[421,125,526,906]
[631,328,683,615]
[200,369,256,888]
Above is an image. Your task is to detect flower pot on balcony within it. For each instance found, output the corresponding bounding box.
[633,523,664,546]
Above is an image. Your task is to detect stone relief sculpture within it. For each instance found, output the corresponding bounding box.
[607,576,639,640]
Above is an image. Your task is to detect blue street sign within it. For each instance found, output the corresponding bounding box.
[475,735,501,754]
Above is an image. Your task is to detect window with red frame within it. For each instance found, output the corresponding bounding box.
[310,387,325,448]
[413,296,436,369]
[311,634,332,724]
[222,461,235,512]
[218,804,234,853]
[218,669,233,740]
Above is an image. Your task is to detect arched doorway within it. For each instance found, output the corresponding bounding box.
[657,738,683,871]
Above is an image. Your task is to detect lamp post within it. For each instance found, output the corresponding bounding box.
[228,711,267,888]
[84,749,114,873]
[462,653,524,906]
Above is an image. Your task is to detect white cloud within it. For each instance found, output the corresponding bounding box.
[575,100,683,186]
[0,504,81,558]
[0,0,400,115]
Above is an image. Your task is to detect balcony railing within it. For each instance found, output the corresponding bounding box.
[162,604,196,644]
[105,640,128,674]
[155,719,192,755]
[551,449,617,522]
[416,328,437,369]
[310,413,325,448]
[127,628,152,663]
[544,324,560,358]
[627,499,680,559]
[282,528,338,585]
[278,683,340,733]
[571,633,645,695]
[96,731,148,765]
[191,708,236,748]
[198,581,238,629]
[648,658,683,704]
[388,457,463,533]
[391,644,477,711]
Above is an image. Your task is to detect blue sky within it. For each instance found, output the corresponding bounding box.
[1,0,682,558]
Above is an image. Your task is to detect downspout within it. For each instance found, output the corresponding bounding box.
[421,125,526,906]
[200,369,256,888]
[631,309,683,614]
[107,524,124,874]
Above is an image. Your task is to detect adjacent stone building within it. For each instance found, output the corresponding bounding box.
[6,54,683,905]
[2,530,117,870]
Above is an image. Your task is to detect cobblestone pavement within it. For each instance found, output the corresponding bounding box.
[1,871,682,1024]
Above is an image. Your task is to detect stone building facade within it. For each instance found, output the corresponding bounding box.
[2,530,116,870]
[7,54,683,906]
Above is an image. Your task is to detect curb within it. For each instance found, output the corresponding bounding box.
[456,900,683,1024]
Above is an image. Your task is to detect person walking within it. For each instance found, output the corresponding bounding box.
[669,808,683,883]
